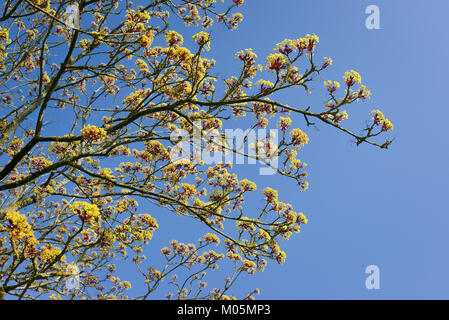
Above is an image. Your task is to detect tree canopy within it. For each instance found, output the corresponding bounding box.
[0,0,393,300]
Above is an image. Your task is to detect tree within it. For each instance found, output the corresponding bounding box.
[0,0,393,300]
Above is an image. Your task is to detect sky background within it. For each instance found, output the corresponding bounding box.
[117,0,449,299]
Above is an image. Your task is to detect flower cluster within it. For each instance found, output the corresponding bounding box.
[321,56,333,69]
[8,138,23,157]
[202,233,220,245]
[356,84,372,100]
[274,34,319,55]
[135,59,151,76]
[265,53,288,72]
[255,79,274,93]
[39,244,62,263]
[371,110,394,131]
[235,48,260,78]
[30,157,53,171]
[296,33,319,51]
[81,125,107,142]
[193,31,211,51]
[124,9,152,34]
[227,13,243,30]
[290,128,309,147]
[324,80,340,93]
[69,201,101,224]
[165,30,183,47]
[278,116,292,131]
[2,211,39,256]
[0,27,10,67]
[239,179,257,192]
[343,70,362,87]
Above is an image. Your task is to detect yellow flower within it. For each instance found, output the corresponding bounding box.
[324,80,340,93]
[240,179,257,191]
[228,13,243,30]
[30,157,53,170]
[202,233,220,245]
[278,116,292,131]
[323,56,333,67]
[193,31,211,51]
[343,70,362,86]
[290,128,309,147]
[0,27,9,42]
[356,84,372,100]
[81,125,107,142]
[241,259,256,273]
[262,187,278,203]
[232,0,244,6]
[3,211,39,249]
[164,30,183,46]
[69,201,101,224]
[371,109,394,131]
[294,34,319,51]
[99,168,115,181]
[139,32,154,48]
[40,244,62,263]
[265,53,288,72]
[255,79,274,93]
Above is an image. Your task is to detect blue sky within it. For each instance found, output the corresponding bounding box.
[220,0,449,299]
[131,0,449,299]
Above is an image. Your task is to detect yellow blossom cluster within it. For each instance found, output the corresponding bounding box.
[7,138,23,157]
[98,166,114,178]
[123,8,152,36]
[371,110,394,131]
[239,179,257,192]
[232,0,245,6]
[343,70,362,86]
[69,201,101,224]
[324,80,340,93]
[114,214,158,246]
[356,84,372,100]
[202,233,220,245]
[235,48,261,78]
[81,125,107,142]
[265,53,288,72]
[135,59,151,75]
[255,79,274,93]
[197,250,224,264]
[122,88,151,107]
[274,34,319,55]
[39,244,63,263]
[165,30,184,47]
[0,27,10,66]
[290,128,309,147]
[278,116,292,131]
[116,198,138,213]
[262,187,278,203]
[1,211,39,258]
[241,259,256,274]
[30,157,53,171]
[139,31,155,48]
[193,31,211,51]
[227,13,243,30]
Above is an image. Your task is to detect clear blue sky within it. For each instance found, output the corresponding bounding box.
[120,0,449,299]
